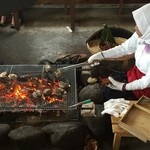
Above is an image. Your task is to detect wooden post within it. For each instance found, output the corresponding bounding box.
[64,0,75,32]
[13,11,20,31]
[118,0,124,14]
[70,0,75,32]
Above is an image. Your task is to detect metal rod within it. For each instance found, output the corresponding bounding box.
[58,61,88,71]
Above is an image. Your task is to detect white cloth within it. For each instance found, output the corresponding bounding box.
[132,3,150,44]
[101,98,130,117]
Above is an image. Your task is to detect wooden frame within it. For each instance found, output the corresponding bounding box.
[119,96,150,142]
[111,101,135,150]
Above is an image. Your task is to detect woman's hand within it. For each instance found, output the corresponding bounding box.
[88,52,104,66]
[107,76,126,91]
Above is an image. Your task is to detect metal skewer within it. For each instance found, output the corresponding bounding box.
[69,99,92,108]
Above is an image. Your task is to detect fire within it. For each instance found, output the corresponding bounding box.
[0,76,67,110]
[47,96,64,103]
[0,83,5,90]
[14,85,27,99]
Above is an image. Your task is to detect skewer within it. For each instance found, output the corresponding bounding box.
[69,99,91,108]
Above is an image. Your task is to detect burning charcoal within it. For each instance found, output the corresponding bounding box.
[87,77,98,84]
[54,69,62,78]
[0,83,5,90]
[59,81,70,89]
[47,73,55,82]
[51,94,63,99]
[6,89,13,94]
[20,88,33,94]
[43,88,52,96]
[54,87,67,95]
[0,71,8,78]
[17,75,32,82]
[8,73,18,80]
[17,99,27,106]
[30,97,39,105]
[32,90,42,98]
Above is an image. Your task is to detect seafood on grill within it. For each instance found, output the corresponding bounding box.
[54,69,62,78]
[59,81,70,89]
[43,88,53,96]
[32,90,42,98]
[8,73,18,80]
[0,71,8,78]
[0,69,71,111]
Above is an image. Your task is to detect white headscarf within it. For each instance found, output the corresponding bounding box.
[132,3,150,44]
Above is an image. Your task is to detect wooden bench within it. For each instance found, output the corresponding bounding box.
[13,0,125,31]
[13,0,75,31]
[111,101,135,150]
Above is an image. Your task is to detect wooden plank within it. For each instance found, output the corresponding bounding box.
[136,96,150,112]
[112,124,133,136]
[111,116,121,124]
[111,101,136,150]
[36,0,150,4]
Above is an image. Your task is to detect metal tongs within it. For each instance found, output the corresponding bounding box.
[58,61,88,72]
[57,60,100,72]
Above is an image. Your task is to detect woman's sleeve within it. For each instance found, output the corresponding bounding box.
[126,69,150,90]
[102,32,138,59]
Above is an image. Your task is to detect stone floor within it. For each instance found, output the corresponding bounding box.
[0,4,150,150]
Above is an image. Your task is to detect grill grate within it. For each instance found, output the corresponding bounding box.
[0,65,78,112]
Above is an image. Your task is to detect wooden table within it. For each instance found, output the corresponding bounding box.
[13,0,75,31]
[65,0,124,32]
[0,0,125,31]
[111,101,135,150]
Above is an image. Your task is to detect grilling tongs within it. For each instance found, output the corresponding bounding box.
[57,60,122,74]
[58,60,100,72]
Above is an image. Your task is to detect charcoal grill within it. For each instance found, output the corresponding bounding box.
[0,65,79,122]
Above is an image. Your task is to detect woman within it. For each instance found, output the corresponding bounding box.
[88,3,150,102]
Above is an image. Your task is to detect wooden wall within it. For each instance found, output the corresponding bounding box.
[36,0,149,4]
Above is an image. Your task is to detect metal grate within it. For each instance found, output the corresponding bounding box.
[0,65,78,112]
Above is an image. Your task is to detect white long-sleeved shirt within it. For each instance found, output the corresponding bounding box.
[102,32,150,90]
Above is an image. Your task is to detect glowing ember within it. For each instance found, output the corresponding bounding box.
[0,75,70,111]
